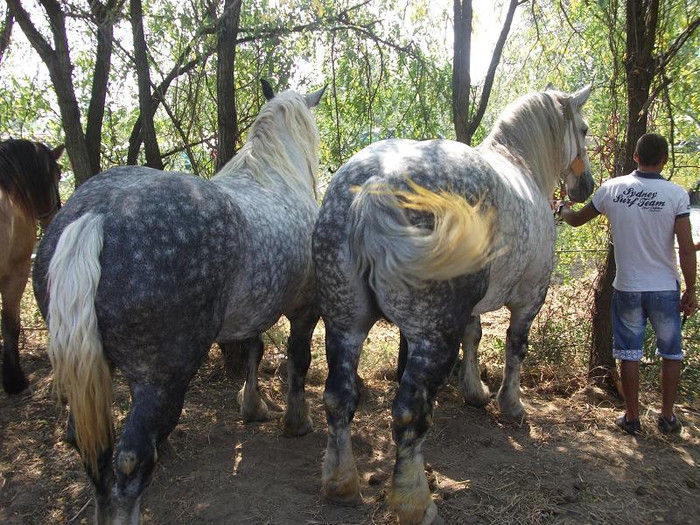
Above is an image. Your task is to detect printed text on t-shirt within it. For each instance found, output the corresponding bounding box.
[612,187,665,211]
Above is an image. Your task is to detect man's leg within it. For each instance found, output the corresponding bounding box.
[612,289,644,429]
[646,288,683,431]
[619,359,640,421]
[661,358,681,421]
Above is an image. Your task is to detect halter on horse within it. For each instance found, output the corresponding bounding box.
[313,86,594,524]
[33,81,324,524]
[0,139,63,395]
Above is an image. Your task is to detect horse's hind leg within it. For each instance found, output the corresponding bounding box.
[389,335,460,525]
[458,315,491,407]
[322,321,372,504]
[283,308,319,436]
[113,382,188,523]
[237,335,271,422]
[1,269,31,395]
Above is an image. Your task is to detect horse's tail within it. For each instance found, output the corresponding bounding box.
[46,213,112,474]
[348,178,497,291]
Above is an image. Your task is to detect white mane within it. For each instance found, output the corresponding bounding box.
[479,91,569,195]
[217,90,320,197]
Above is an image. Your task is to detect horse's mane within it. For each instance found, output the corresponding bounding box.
[0,139,57,219]
[217,90,320,197]
[480,91,568,193]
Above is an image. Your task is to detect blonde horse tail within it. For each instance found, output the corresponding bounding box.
[348,179,497,291]
[47,213,112,475]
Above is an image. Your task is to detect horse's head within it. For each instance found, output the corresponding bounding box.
[554,85,595,203]
[0,139,65,227]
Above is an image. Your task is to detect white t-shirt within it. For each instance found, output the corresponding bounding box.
[591,170,690,292]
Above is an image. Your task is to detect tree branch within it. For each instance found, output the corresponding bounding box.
[0,8,13,66]
[466,0,524,139]
[656,16,700,72]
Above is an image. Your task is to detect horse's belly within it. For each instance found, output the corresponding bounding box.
[215,310,281,341]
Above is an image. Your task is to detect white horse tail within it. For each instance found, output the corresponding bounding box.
[348,178,498,291]
[47,213,112,474]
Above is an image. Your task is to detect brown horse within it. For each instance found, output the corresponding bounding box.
[1,138,64,394]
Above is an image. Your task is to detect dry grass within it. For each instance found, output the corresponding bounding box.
[2,279,700,524]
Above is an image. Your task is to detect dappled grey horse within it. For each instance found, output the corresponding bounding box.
[313,86,594,524]
[33,81,325,524]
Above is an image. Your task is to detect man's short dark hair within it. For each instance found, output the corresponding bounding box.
[635,133,668,166]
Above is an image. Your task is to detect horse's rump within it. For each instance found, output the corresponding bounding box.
[341,140,501,292]
[39,167,245,341]
[349,178,496,291]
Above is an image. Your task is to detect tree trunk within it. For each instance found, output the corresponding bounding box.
[216,0,242,172]
[9,0,92,185]
[452,0,472,144]
[452,1,522,145]
[216,0,244,374]
[589,244,618,390]
[8,0,118,186]
[130,0,163,169]
[588,0,659,388]
[85,1,120,175]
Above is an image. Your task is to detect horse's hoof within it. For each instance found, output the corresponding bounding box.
[460,383,491,408]
[3,377,30,396]
[238,387,270,422]
[241,404,270,422]
[418,501,442,525]
[283,415,313,437]
[496,394,525,420]
[240,398,270,422]
[388,473,433,525]
[322,478,362,506]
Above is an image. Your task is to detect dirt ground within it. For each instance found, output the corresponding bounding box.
[1,315,700,525]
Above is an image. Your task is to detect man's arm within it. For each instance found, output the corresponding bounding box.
[556,201,600,227]
[674,215,698,316]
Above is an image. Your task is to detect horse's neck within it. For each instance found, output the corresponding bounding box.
[279,129,314,184]
[479,133,560,197]
[215,132,317,203]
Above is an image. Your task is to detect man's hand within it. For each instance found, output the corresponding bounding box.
[681,288,698,317]
[552,200,570,216]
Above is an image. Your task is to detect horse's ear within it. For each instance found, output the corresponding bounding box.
[544,83,555,92]
[572,84,592,109]
[261,79,275,101]
[305,85,327,108]
[52,144,65,160]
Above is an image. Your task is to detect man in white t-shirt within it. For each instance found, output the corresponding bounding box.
[556,133,697,436]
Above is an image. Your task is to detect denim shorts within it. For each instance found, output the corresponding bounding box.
[612,287,683,361]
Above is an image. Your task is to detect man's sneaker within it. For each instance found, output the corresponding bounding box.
[615,414,642,435]
[657,415,682,435]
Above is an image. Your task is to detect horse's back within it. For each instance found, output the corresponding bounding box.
[328,139,499,195]
[212,175,319,340]
[34,167,247,373]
